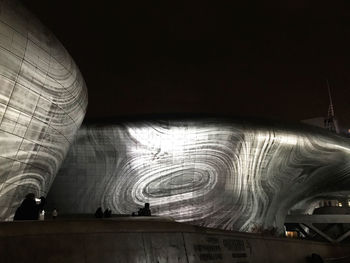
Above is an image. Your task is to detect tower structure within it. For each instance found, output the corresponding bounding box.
[324,80,340,134]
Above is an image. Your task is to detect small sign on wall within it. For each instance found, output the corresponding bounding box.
[184,233,252,263]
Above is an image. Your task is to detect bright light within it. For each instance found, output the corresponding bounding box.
[286,231,298,238]
[128,125,209,156]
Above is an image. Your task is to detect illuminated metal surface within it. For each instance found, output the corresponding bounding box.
[48,120,350,232]
[0,1,87,220]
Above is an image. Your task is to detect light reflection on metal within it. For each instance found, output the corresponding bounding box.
[0,0,87,220]
[48,120,350,232]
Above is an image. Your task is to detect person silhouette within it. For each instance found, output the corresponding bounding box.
[103,208,112,218]
[107,209,112,218]
[95,207,103,218]
[137,203,151,216]
[143,203,151,216]
[14,193,42,220]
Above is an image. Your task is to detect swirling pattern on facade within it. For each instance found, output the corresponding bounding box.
[48,120,350,232]
[0,0,87,220]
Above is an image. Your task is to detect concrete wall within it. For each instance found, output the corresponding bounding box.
[0,218,349,263]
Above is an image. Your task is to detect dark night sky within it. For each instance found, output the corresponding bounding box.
[20,0,350,128]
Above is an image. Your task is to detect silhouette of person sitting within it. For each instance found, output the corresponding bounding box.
[14,193,44,220]
[95,207,103,218]
[143,203,151,216]
[138,203,151,216]
[103,208,112,218]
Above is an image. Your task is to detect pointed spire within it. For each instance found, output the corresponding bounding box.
[327,79,335,118]
[324,80,339,133]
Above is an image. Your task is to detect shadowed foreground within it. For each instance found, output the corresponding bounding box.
[0,217,349,263]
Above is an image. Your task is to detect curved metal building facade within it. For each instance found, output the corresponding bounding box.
[0,1,87,220]
[48,119,350,232]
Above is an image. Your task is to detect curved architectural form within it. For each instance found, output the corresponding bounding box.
[48,119,350,232]
[0,1,87,220]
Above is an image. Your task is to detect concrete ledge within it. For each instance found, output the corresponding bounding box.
[0,218,349,263]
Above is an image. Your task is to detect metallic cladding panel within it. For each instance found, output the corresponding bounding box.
[48,120,350,232]
[0,1,87,220]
